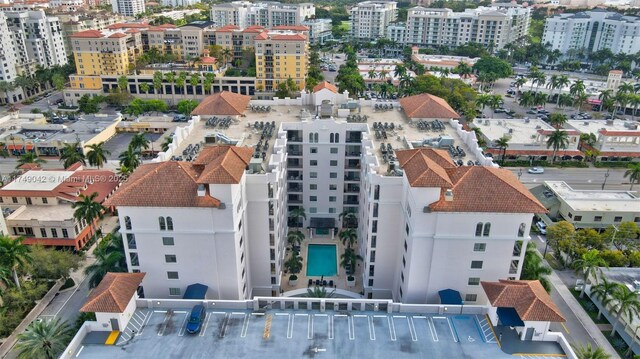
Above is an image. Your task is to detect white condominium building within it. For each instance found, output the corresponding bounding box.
[111,0,145,17]
[403,3,530,49]
[350,1,398,40]
[106,89,545,303]
[211,1,315,28]
[301,18,333,44]
[542,9,640,55]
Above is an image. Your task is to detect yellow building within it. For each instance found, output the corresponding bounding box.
[69,29,143,91]
[254,30,308,92]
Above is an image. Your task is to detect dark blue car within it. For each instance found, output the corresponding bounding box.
[185,305,206,334]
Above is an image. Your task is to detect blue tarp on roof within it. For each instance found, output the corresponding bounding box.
[497,307,525,327]
[183,283,208,299]
[438,289,463,305]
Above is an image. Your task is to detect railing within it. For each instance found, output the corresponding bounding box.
[344,175,361,181]
[345,151,361,157]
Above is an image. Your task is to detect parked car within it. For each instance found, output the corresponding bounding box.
[526,110,538,114]
[536,221,547,235]
[185,305,206,334]
[528,167,545,174]
[55,99,64,105]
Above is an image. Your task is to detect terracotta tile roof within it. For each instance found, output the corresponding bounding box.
[399,93,460,119]
[599,129,640,136]
[272,25,309,31]
[191,91,250,116]
[609,70,623,74]
[18,163,40,170]
[484,148,584,157]
[396,149,546,213]
[537,129,580,136]
[312,81,338,94]
[71,29,104,38]
[598,151,640,157]
[481,280,565,322]
[107,23,149,30]
[254,31,269,40]
[216,25,240,32]
[269,33,306,41]
[200,56,217,64]
[243,25,265,33]
[81,273,145,313]
[194,146,254,184]
[108,32,127,38]
[104,146,253,208]
[125,29,141,34]
[395,149,455,188]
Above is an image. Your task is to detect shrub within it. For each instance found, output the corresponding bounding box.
[628,251,640,267]
[600,249,629,267]
[61,278,75,290]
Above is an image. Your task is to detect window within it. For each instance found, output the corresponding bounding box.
[314,133,318,143]
[162,237,174,245]
[473,243,486,252]
[575,215,582,222]
[51,229,58,238]
[165,254,177,263]
[169,288,181,296]
[374,185,380,200]
[330,173,337,178]
[330,160,337,166]
[329,184,337,190]
[405,224,409,235]
[369,265,375,277]
[124,216,132,230]
[62,229,69,238]
[567,212,573,219]
[329,196,336,202]
[26,197,32,205]
[310,184,317,190]
[12,197,17,203]
[468,277,480,286]
[159,217,166,230]
[166,217,173,230]
[373,203,378,217]
[310,172,317,178]
[471,261,483,269]
[483,223,491,236]
[130,253,139,266]
[42,197,48,204]
[368,279,374,286]
[310,160,317,166]
[475,223,483,236]
[371,235,377,248]
[330,147,338,154]
[40,228,46,237]
[372,220,378,233]
[614,216,623,223]
[370,250,376,262]
[335,134,340,143]
[465,294,477,302]
[329,208,336,213]
[594,216,602,222]
[167,271,179,279]
[517,223,526,237]
[310,207,317,213]
[310,147,317,154]
[330,133,334,143]
[310,196,317,202]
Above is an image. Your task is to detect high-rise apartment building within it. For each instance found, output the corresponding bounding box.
[211,1,315,28]
[111,0,145,17]
[301,18,333,44]
[542,10,640,55]
[56,10,127,55]
[349,1,398,40]
[254,30,308,91]
[403,3,530,49]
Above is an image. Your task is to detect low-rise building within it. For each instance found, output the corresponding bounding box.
[0,163,120,249]
[358,58,415,87]
[410,49,478,70]
[568,119,640,162]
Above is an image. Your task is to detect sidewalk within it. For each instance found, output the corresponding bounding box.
[548,270,621,358]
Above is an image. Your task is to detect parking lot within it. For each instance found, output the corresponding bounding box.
[71,308,568,359]
[102,132,163,160]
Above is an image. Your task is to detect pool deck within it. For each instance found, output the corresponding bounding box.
[281,235,364,297]
[306,243,338,277]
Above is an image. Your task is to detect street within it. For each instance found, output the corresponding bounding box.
[509,167,633,190]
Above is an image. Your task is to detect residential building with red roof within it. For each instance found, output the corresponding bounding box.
[254,29,309,92]
[0,164,120,249]
[568,118,640,162]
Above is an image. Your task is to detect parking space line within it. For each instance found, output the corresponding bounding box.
[175,311,188,314]
[241,314,250,338]
[414,316,426,319]
[388,316,397,341]
[447,317,459,343]
[408,317,418,341]
[349,315,354,340]
[329,315,334,340]
[199,313,211,337]
[232,312,244,315]
[178,313,189,336]
[157,312,171,336]
[220,313,230,338]
[137,311,153,336]
[308,314,313,340]
[428,317,439,342]
[287,314,293,339]
[368,316,376,341]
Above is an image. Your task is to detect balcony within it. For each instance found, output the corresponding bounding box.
[288,183,303,192]
[344,185,360,193]
[287,159,302,168]
[344,174,361,182]
[345,159,361,170]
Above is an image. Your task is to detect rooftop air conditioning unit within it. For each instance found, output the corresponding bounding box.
[584,122,589,125]
[444,189,453,202]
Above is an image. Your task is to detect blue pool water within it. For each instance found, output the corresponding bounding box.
[306,244,337,276]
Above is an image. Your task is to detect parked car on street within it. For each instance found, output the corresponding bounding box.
[536,221,547,235]
[528,167,545,174]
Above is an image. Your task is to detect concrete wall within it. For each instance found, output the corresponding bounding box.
[153,116,201,162]
[94,296,137,331]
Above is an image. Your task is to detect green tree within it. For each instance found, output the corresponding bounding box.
[570,80,586,111]
[472,56,512,79]
[339,228,358,249]
[0,81,15,104]
[548,113,568,129]
[13,75,31,98]
[153,71,164,95]
[573,250,607,298]
[129,132,150,151]
[139,82,150,95]
[59,142,86,169]
[573,342,611,359]
[118,146,141,170]
[189,73,200,99]
[284,252,303,275]
[0,236,31,289]
[488,95,502,119]
[85,142,110,169]
[591,276,618,320]
[495,136,510,165]
[546,130,569,164]
[27,245,81,281]
[340,248,363,277]
[51,74,65,92]
[15,318,73,359]
[306,286,335,298]
[175,72,187,99]
[84,243,126,288]
[287,230,305,250]
[117,75,129,92]
[164,72,176,105]
[161,136,173,152]
[339,209,357,228]
[71,192,106,247]
[16,152,45,169]
[78,94,100,114]
[289,207,306,230]
[203,73,215,95]
[610,284,640,337]
[520,242,552,293]
[546,221,575,267]
[177,99,198,116]
[600,249,629,267]
[624,163,640,191]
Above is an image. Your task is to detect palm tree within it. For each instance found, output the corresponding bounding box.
[520,242,552,292]
[548,113,568,129]
[573,249,607,298]
[0,81,15,104]
[13,75,31,98]
[570,80,586,111]
[0,236,31,289]
[495,136,510,165]
[15,318,73,359]
[558,94,574,109]
[153,71,164,95]
[518,91,535,108]
[547,75,560,102]
[555,75,570,106]
[610,284,640,337]
[117,75,129,93]
[624,163,640,190]
[175,72,187,99]
[514,77,527,94]
[367,69,377,81]
[339,209,357,228]
[203,73,215,95]
[164,72,176,105]
[546,130,569,164]
[393,64,407,78]
[306,286,335,298]
[532,73,546,91]
[84,247,126,288]
[629,94,640,121]
[287,230,305,250]
[488,95,502,119]
[221,48,233,67]
[533,92,548,108]
[139,82,150,95]
[591,276,618,320]
[617,81,634,95]
[117,164,133,178]
[189,73,200,99]
[454,61,472,77]
[0,265,12,288]
[161,136,173,152]
[289,207,306,230]
[129,133,150,151]
[284,252,303,275]
[599,89,614,115]
[85,142,110,169]
[72,192,106,247]
[572,343,611,359]
[16,151,45,169]
[59,142,86,169]
[340,248,363,276]
[476,93,491,111]
[118,146,141,170]
[339,228,358,249]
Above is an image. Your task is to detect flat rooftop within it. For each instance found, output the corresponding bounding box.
[1,114,120,145]
[545,181,640,212]
[3,170,73,191]
[473,118,552,144]
[7,204,75,221]
[174,104,478,172]
[71,308,565,359]
[567,119,639,135]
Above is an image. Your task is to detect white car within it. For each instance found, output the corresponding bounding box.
[536,221,547,235]
[528,167,545,174]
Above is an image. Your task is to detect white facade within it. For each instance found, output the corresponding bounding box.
[160,0,200,7]
[5,11,68,70]
[111,0,145,17]
[404,3,530,49]
[94,296,137,331]
[542,10,640,55]
[301,18,333,44]
[211,1,315,28]
[350,1,398,40]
